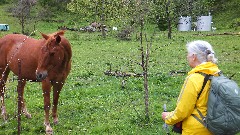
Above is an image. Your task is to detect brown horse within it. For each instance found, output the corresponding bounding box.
[0,30,72,134]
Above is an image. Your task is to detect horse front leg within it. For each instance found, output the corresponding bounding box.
[42,80,53,135]
[52,82,63,124]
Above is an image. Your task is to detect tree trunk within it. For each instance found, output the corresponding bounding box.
[166,0,171,39]
[143,59,149,120]
[140,14,149,120]
[101,0,106,38]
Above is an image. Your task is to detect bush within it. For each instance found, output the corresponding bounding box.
[230,18,240,30]
[0,0,9,5]
[156,16,168,31]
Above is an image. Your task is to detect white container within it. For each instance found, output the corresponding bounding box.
[0,24,9,31]
[177,16,191,31]
[197,16,212,31]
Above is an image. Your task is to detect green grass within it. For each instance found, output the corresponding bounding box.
[1,3,240,135]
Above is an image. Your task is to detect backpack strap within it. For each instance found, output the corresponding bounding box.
[191,73,211,127]
[197,73,211,100]
[192,108,206,126]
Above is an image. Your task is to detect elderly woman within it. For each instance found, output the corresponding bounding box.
[162,40,221,135]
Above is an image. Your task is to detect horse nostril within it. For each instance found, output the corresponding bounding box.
[36,73,43,80]
[36,71,48,81]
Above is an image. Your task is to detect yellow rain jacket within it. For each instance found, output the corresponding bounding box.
[165,62,220,135]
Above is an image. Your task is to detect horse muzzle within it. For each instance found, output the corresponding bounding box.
[36,71,48,81]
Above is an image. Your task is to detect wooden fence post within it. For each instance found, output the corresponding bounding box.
[17,59,22,135]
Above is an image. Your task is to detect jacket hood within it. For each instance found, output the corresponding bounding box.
[188,62,220,75]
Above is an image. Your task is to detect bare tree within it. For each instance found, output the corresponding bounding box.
[12,0,36,34]
[101,0,106,38]
[139,21,150,120]
[166,0,172,39]
[139,20,155,121]
[137,0,155,121]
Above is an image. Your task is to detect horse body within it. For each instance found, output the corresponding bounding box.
[0,31,72,134]
[3,34,44,80]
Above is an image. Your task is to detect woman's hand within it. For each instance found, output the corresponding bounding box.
[162,112,169,120]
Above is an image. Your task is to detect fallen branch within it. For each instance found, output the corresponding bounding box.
[193,32,240,36]
[169,70,187,76]
[207,32,240,36]
[104,70,143,77]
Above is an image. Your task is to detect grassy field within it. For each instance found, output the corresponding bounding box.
[1,3,240,135]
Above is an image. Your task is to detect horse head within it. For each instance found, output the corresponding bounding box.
[36,31,65,81]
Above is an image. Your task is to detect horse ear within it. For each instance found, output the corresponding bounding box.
[56,35,61,44]
[57,30,65,36]
[41,32,49,40]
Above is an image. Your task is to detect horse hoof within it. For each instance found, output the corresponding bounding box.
[46,131,53,135]
[1,113,7,121]
[53,121,58,125]
[46,125,53,135]
[1,114,7,121]
[1,107,7,120]
[25,113,32,119]
[53,118,58,125]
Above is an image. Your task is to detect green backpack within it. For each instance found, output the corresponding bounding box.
[192,73,240,135]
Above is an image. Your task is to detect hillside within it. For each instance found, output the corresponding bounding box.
[1,0,240,34]
[1,1,240,135]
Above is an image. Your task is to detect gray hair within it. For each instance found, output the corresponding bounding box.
[186,40,218,64]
